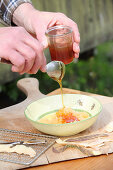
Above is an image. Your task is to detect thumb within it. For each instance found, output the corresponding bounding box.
[36,30,48,48]
[41,38,48,48]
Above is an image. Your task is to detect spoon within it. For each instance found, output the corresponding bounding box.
[46,61,65,81]
[0,58,11,64]
[0,58,65,81]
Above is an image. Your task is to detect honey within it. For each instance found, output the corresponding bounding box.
[57,79,65,108]
[46,25,74,65]
[49,43,74,64]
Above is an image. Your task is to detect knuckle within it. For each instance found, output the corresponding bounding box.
[11,27,26,39]
[17,58,25,67]
[57,12,66,17]
[73,22,77,27]
[37,44,43,52]
[7,36,14,45]
[0,44,9,53]
[29,50,36,60]
[16,27,26,35]
[18,26,25,32]
[72,21,78,30]
[74,23,78,30]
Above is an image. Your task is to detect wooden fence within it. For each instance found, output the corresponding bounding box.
[0,0,113,84]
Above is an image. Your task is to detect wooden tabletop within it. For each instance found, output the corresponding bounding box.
[0,78,113,170]
[27,153,113,170]
[26,84,113,170]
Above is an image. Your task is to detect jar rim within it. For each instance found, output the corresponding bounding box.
[45,25,73,37]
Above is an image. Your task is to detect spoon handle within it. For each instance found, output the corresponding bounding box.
[0,57,12,64]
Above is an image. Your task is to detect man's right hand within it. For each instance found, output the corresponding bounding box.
[0,27,46,74]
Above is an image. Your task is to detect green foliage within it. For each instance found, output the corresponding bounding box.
[1,41,113,104]
[1,75,26,102]
[31,40,113,97]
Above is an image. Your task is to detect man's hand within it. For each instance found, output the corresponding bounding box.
[13,3,80,59]
[0,27,46,74]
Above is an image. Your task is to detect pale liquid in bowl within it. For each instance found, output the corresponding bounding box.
[38,78,90,124]
[38,108,90,124]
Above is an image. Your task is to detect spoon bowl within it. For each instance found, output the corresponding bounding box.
[46,61,65,81]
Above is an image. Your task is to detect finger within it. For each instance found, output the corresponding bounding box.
[73,42,80,53]
[67,19,80,43]
[27,59,40,74]
[22,33,47,74]
[9,50,25,72]
[34,24,48,48]
[56,14,80,43]
[19,60,33,74]
[36,31,48,48]
[41,39,48,49]
[12,65,22,73]
[40,56,47,72]
[28,46,46,74]
[23,32,47,64]
[30,32,48,48]
[23,30,45,50]
[74,53,79,59]
[16,42,36,73]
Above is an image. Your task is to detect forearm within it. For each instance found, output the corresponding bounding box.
[0,0,32,25]
[12,2,35,27]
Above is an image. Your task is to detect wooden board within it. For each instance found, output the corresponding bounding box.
[0,78,113,170]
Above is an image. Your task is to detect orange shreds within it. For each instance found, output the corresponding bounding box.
[56,107,79,123]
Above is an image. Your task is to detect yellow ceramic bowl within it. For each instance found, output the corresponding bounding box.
[24,94,102,136]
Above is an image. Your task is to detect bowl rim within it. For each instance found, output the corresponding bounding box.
[24,94,102,126]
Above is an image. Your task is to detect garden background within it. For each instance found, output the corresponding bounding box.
[0,0,113,108]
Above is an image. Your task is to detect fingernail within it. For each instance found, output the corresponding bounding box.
[42,40,48,48]
[76,45,80,50]
[41,66,46,72]
[77,35,80,42]
[75,45,80,52]
[75,53,79,58]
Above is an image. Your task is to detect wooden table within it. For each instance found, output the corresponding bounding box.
[27,88,113,170]
[0,78,113,170]
[27,154,113,170]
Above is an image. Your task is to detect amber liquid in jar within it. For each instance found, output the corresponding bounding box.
[49,43,74,65]
[46,25,74,65]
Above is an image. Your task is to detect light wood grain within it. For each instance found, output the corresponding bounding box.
[0,78,113,170]
[48,88,113,105]
[26,153,113,170]
[0,78,45,131]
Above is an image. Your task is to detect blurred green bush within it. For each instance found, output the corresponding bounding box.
[32,40,113,97]
[1,40,113,103]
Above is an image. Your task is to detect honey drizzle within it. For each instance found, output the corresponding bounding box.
[57,80,65,108]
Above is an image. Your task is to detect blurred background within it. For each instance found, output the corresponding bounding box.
[0,0,113,108]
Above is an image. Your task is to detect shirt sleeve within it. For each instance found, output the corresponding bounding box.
[0,0,32,25]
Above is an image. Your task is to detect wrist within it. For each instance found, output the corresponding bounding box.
[12,3,35,27]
